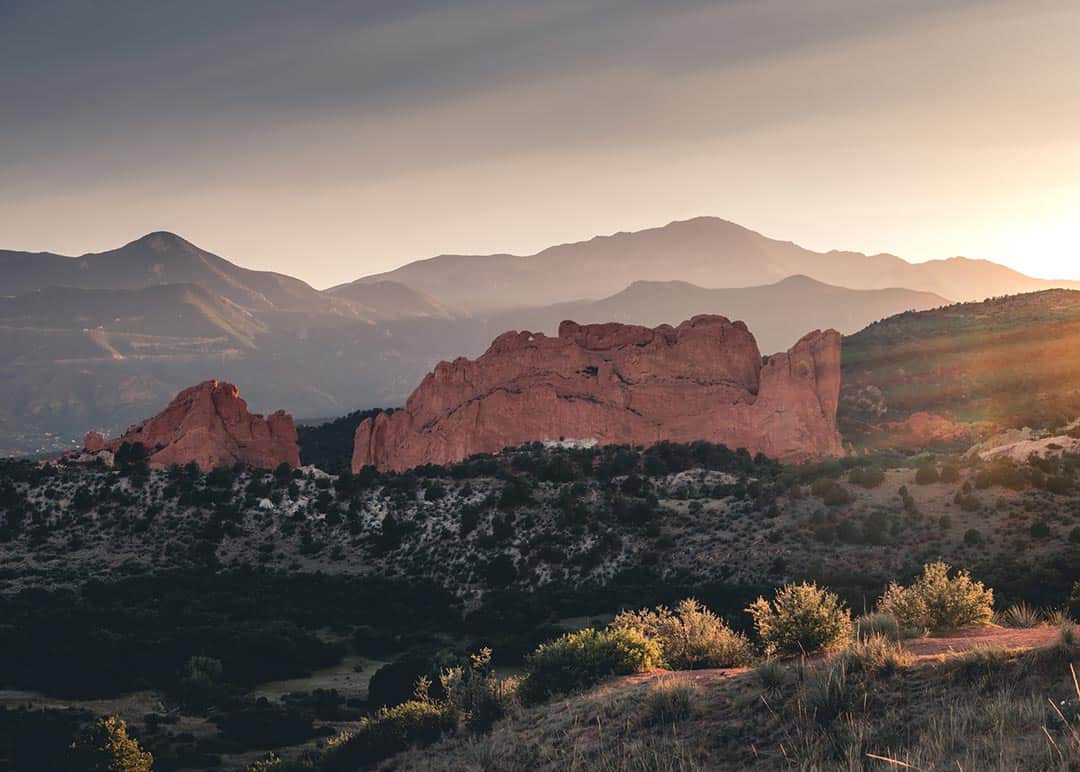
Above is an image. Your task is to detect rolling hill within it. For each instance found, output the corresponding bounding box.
[840,289,1080,445]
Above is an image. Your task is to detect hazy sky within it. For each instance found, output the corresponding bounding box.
[3,0,1080,288]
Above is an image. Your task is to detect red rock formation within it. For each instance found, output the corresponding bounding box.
[83,431,106,453]
[353,316,841,471]
[86,380,300,470]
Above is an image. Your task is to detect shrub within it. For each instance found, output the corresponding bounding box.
[838,633,910,676]
[955,493,980,512]
[1044,608,1074,627]
[1029,521,1052,539]
[854,613,900,641]
[914,463,939,485]
[800,658,858,723]
[754,659,789,697]
[848,466,885,489]
[963,528,983,546]
[323,698,457,771]
[611,598,753,670]
[998,602,1041,628]
[810,478,852,507]
[171,655,228,711]
[368,657,445,709]
[836,519,862,544]
[438,648,517,730]
[747,582,853,657]
[68,715,153,772]
[216,698,316,748]
[1060,624,1077,648]
[939,463,961,483]
[878,562,994,631]
[642,676,699,726]
[519,627,662,704]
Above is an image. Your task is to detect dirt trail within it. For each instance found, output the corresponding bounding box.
[617,624,1066,689]
[903,624,1061,658]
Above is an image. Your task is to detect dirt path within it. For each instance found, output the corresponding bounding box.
[615,624,1066,690]
[902,623,1061,658]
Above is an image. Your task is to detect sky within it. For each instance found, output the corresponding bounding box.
[2,0,1080,289]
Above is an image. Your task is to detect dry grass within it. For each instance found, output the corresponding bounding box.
[383,631,1079,771]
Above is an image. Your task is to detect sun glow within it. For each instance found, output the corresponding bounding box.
[1004,221,1080,279]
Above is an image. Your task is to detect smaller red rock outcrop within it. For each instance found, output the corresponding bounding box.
[85,380,300,470]
[353,316,842,471]
[83,431,106,453]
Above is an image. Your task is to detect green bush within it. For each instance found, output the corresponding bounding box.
[747,582,853,657]
[914,463,939,485]
[642,676,699,726]
[878,562,994,631]
[519,627,662,704]
[939,463,961,483]
[754,659,790,697]
[323,698,457,771]
[998,602,1041,629]
[438,648,517,730]
[68,716,153,772]
[1029,521,1051,539]
[170,655,229,711]
[854,612,900,641]
[848,466,885,489]
[838,633,910,676]
[611,598,753,670]
[810,478,852,507]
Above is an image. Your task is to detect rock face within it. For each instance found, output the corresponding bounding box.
[83,431,106,453]
[352,316,842,471]
[86,380,300,470]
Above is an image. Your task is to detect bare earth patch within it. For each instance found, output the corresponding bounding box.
[902,623,1061,658]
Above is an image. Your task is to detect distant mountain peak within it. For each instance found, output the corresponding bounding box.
[774,274,828,287]
[125,231,196,252]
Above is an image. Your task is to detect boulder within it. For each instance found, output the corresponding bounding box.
[93,380,300,471]
[353,315,842,471]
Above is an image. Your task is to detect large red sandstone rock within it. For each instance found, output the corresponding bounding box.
[353,316,841,471]
[87,380,300,471]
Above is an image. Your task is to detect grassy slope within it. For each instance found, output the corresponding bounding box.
[388,629,1080,771]
[841,290,1080,443]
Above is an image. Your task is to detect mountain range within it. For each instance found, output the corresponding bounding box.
[1,218,1075,455]
[351,217,1079,312]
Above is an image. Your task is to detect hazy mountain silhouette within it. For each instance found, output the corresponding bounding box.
[353,217,1080,312]
[0,232,355,315]
[0,224,1073,455]
[326,280,452,320]
[490,275,949,354]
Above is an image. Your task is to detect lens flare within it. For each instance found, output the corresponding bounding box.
[1006,222,1080,279]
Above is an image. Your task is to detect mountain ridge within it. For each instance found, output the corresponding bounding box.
[350,216,1080,311]
[486,274,949,354]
